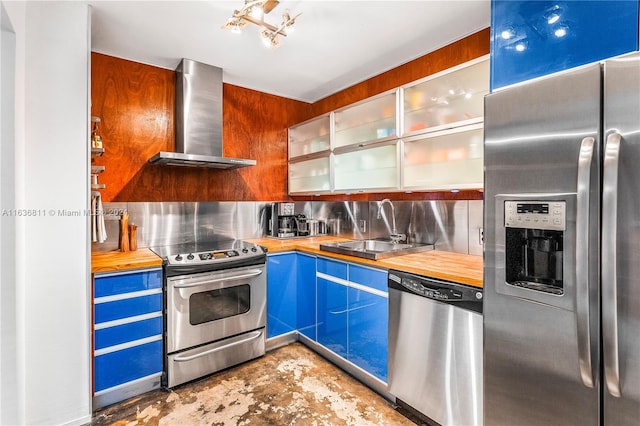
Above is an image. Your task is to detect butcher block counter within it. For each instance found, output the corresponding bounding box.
[91,248,163,274]
[91,237,483,288]
[246,236,483,289]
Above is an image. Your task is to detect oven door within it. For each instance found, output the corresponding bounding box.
[166,265,266,353]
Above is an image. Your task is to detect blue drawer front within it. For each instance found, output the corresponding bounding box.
[94,340,162,392]
[267,253,298,338]
[94,294,162,324]
[491,0,639,90]
[317,257,347,279]
[297,253,317,340]
[94,316,163,350]
[95,269,162,298]
[348,288,388,382]
[348,264,387,293]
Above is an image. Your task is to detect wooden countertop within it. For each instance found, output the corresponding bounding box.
[91,237,483,288]
[246,236,483,288]
[91,248,163,274]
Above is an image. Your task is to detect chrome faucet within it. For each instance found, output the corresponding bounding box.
[377,199,406,244]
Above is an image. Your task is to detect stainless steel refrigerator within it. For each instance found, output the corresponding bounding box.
[484,52,640,425]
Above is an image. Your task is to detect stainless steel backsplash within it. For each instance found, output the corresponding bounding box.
[93,200,483,256]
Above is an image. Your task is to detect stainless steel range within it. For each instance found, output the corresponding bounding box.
[150,239,267,388]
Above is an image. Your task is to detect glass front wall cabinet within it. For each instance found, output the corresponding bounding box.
[334,90,398,149]
[334,142,399,192]
[403,57,489,136]
[403,123,484,190]
[288,114,331,159]
[288,155,332,195]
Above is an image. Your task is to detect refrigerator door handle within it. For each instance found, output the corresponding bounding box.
[602,131,622,398]
[576,136,595,388]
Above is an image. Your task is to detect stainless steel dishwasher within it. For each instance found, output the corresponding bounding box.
[388,269,483,426]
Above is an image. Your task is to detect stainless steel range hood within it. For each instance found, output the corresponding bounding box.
[149,59,256,169]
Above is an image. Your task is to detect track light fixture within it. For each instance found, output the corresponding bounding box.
[222,0,301,48]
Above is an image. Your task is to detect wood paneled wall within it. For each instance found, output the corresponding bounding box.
[91,28,488,202]
[91,53,310,202]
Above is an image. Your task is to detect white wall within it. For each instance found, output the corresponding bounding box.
[0,2,18,425]
[1,1,91,425]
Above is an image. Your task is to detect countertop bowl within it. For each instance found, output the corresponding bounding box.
[319,239,434,260]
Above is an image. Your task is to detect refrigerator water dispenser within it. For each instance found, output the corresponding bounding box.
[504,201,566,295]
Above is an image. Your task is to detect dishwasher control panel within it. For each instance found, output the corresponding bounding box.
[402,277,464,300]
[388,270,483,313]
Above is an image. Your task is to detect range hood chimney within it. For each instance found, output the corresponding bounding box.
[149,59,256,169]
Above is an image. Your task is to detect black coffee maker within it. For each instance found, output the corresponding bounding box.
[266,203,300,238]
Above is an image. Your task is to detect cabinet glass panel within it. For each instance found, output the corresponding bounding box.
[403,59,489,134]
[289,156,331,194]
[334,144,397,191]
[334,92,397,148]
[289,115,331,159]
[403,125,483,189]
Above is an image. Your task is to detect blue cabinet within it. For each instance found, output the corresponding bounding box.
[93,268,163,408]
[267,252,318,339]
[268,252,389,383]
[316,257,388,382]
[297,253,317,340]
[267,253,298,338]
[316,258,349,358]
[491,0,639,89]
[347,264,388,382]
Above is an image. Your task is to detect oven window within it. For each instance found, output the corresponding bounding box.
[189,285,251,325]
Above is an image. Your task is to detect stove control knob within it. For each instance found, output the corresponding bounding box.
[242,248,249,253]
[251,247,258,252]
[175,255,183,261]
[187,253,195,260]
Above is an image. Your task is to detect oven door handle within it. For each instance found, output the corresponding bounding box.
[173,330,264,362]
[172,269,264,289]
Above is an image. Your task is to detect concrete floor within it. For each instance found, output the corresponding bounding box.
[91,342,417,425]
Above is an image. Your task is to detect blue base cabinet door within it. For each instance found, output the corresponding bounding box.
[93,268,163,408]
[267,253,298,338]
[491,0,639,90]
[316,258,348,358]
[297,253,317,340]
[347,264,388,382]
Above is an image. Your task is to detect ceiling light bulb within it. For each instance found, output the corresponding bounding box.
[251,4,263,19]
[547,14,560,24]
[231,23,242,34]
[261,34,272,47]
[515,43,526,52]
[260,30,278,48]
[465,93,472,99]
[448,89,455,95]
[282,10,295,34]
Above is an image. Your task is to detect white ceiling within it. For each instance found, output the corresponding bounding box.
[89,0,490,103]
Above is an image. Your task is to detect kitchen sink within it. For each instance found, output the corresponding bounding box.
[319,239,434,260]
